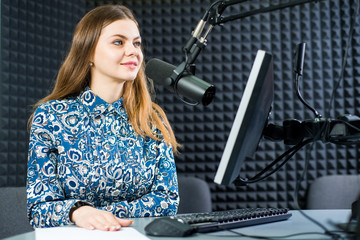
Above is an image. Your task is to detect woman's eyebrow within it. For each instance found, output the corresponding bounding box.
[111,34,141,40]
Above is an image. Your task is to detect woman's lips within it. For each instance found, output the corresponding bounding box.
[121,62,137,69]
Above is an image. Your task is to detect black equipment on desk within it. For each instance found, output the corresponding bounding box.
[145,207,292,237]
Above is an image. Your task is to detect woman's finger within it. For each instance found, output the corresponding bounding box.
[101,212,122,231]
[116,218,133,227]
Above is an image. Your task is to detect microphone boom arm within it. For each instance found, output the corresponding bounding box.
[208,0,328,26]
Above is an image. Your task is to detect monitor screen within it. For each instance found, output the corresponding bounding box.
[214,50,274,186]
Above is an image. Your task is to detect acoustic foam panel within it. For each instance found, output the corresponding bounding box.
[1,0,359,211]
[0,0,87,186]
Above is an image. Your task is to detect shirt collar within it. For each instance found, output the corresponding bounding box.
[78,87,127,118]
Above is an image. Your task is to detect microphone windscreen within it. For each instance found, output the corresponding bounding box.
[145,58,175,86]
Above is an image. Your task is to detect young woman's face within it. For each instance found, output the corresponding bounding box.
[91,19,143,84]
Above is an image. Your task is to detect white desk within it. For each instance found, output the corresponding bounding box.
[3,210,354,240]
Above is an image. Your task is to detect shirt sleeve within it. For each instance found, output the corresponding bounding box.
[26,106,90,228]
[98,139,180,218]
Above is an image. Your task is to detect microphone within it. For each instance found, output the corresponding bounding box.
[294,42,306,76]
[145,58,216,106]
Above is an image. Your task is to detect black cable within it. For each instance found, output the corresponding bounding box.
[292,142,343,240]
[325,0,360,118]
[291,115,346,239]
[250,139,313,180]
[235,138,313,185]
[294,74,322,118]
[203,0,224,21]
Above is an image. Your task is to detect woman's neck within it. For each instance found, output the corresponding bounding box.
[89,80,125,104]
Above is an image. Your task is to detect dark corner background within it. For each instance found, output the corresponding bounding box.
[1,0,359,211]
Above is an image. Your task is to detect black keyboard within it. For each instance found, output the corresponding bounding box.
[145,208,292,237]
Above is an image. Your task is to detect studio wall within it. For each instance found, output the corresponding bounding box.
[1,0,359,211]
[0,0,87,186]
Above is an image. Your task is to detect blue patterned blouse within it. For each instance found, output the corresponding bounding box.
[26,88,179,228]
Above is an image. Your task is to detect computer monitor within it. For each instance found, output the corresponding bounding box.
[214,50,274,186]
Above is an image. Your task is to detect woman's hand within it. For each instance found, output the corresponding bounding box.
[70,206,133,231]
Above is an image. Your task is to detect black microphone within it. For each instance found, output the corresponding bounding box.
[145,58,216,106]
[294,42,306,76]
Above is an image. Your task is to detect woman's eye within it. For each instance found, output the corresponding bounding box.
[113,40,123,46]
[134,41,142,47]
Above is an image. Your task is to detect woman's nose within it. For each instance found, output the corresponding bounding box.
[124,43,138,56]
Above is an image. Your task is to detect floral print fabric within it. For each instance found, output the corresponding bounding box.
[27,88,179,228]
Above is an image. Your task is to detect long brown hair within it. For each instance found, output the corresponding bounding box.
[28,5,179,152]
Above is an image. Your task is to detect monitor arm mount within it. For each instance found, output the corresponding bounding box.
[263,115,360,146]
[234,114,360,186]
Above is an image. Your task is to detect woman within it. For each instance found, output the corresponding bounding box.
[27,5,180,231]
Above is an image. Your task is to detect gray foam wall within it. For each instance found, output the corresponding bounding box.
[1,0,359,210]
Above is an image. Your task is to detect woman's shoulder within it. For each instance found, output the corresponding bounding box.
[35,97,79,115]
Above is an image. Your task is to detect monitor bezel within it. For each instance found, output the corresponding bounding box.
[214,50,274,186]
